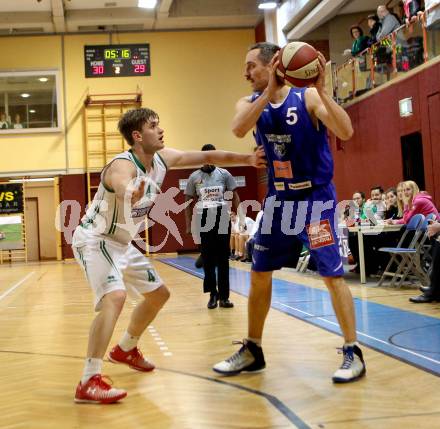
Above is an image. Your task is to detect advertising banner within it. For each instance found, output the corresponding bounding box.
[0,215,24,250]
[0,183,24,214]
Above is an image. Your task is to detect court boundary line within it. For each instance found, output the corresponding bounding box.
[0,271,35,302]
[158,257,440,377]
[0,349,310,429]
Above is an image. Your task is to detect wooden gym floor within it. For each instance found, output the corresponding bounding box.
[0,258,439,429]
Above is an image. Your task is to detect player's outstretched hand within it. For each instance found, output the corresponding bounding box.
[251,146,267,168]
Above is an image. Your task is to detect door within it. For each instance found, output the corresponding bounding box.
[401,132,425,190]
[25,198,40,261]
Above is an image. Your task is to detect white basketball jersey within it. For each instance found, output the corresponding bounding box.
[79,149,167,245]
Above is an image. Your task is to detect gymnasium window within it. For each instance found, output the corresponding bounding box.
[0,70,61,133]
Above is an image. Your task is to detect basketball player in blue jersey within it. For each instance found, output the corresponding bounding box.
[213,43,366,383]
[72,108,267,404]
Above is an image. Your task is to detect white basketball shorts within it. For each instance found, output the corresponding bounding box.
[72,227,163,311]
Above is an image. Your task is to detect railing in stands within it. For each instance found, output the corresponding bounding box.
[333,2,440,104]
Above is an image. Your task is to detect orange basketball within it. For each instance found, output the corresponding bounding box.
[276,42,320,88]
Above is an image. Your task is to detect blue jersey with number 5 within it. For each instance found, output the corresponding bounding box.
[252,87,334,198]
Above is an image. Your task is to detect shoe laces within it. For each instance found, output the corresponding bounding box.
[130,347,145,362]
[337,347,354,370]
[92,374,114,390]
[225,341,248,364]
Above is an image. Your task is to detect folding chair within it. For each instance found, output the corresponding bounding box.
[395,214,437,287]
[377,214,424,287]
[420,214,437,275]
[296,249,310,273]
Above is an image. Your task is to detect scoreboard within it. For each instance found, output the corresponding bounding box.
[84,44,150,78]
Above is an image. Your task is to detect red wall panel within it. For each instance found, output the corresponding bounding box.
[333,61,440,206]
[58,167,259,257]
[59,174,87,259]
[146,166,259,253]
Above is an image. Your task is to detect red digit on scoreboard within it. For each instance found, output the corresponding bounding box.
[92,65,104,75]
[134,64,146,73]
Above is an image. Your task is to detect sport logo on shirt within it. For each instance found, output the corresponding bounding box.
[306,219,335,249]
[273,160,293,179]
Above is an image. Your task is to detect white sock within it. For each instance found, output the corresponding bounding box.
[119,331,140,352]
[81,358,102,384]
[246,337,262,347]
[344,341,358,348]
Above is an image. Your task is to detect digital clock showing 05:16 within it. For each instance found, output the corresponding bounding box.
[104,48,131,60]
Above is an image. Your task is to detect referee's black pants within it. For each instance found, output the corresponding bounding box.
[200,207,231,300]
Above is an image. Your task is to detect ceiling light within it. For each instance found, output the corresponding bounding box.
[258,1,278,9]
[138,0,157,9]
[9,178,54,183]
[38,77,48,82]
[21,93,30,98]
[29,109,36,113]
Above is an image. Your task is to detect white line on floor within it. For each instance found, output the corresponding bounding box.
[275,301,440,366]
[148,327,172,357]
[0,272,35,302]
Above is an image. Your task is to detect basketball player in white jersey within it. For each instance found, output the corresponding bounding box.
[72,108,266,404]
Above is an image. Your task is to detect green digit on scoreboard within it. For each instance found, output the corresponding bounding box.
[122,49,130,59]
[104,49,118,59]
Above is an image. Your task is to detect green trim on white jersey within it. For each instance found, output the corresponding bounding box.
[79,150,167,245]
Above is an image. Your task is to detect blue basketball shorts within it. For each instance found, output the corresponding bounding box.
[252,183,344,277]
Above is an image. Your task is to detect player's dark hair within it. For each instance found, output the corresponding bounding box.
[201,144,216,151]
[248,42,280,65]
[118,108,159,146]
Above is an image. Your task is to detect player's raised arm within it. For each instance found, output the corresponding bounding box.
[158,146,267,170]
[305,52,354,141]
[232,95,268,138]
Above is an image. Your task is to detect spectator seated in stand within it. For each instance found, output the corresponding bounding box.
[352,191,367,223]
[376,187,405,271]
[349,186,388,276]
[396,181,405,219]
[387,180,439,225]
[350,25,370,57]
[384,187,400,220]
[233,215,255,262]
[403,0,423,25]
[376,5,402,40]
[244,210,263,263]
[367,14,382,46]
[364,185,387,223]
[0,112,10,129]
[229,211,239,259]
[12,113,24,129]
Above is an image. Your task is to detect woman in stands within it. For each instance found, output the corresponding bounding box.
[384,187,399,220]
[388,180,439,224]
[396,181,405,219]
[350,26,370,56]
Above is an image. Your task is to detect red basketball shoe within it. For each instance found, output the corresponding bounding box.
[74,375,127,404]
[109,345,155,372]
